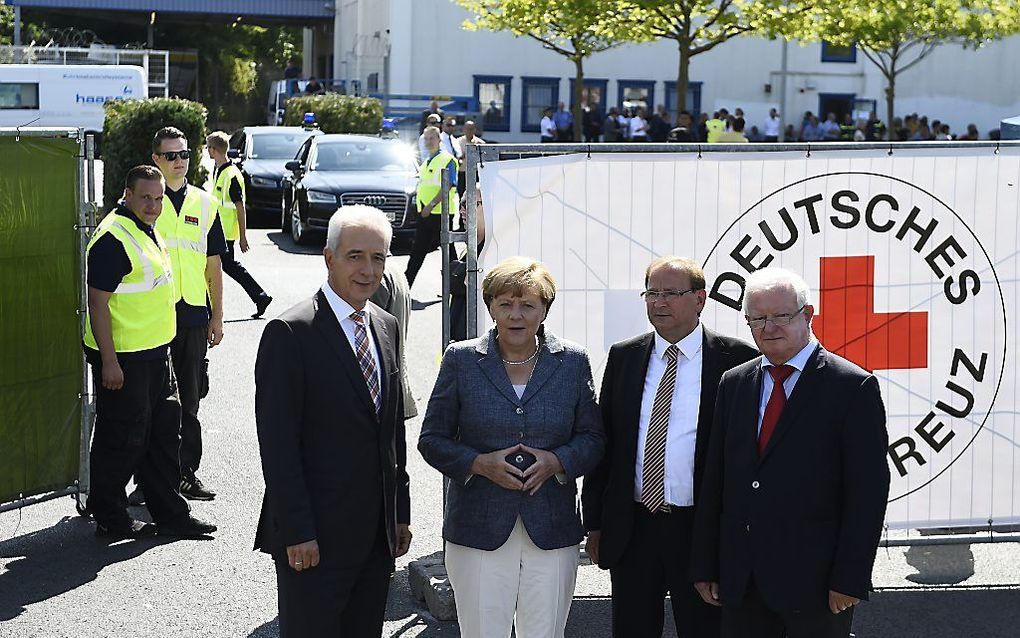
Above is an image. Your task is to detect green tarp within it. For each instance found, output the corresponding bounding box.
[0,134,83,504]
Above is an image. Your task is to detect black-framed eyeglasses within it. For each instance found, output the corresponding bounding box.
[746,305,805,330]
[159,150,191,161]
[641,288,696,302]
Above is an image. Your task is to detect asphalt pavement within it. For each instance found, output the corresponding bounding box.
[1,228,1018,637]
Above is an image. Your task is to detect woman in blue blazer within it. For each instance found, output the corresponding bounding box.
[419,256,605,638]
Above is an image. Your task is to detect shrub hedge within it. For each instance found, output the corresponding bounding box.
[102,98,208,210]
[283,94,383,134]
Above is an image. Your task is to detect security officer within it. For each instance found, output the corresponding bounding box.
[839,113,857,141]
[404,124,458,288]
[206,131,272,318]
[85,165,216,539]
[151,126,226,501]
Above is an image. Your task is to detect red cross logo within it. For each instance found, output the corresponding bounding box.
[812,256,928,372]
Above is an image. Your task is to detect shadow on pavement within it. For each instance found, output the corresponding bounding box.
[857,587,1020,638]
[904,544,976,584]
[267,231,323,255]
[0,515,179,621]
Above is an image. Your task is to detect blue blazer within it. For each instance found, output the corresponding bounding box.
[418,328,605,551]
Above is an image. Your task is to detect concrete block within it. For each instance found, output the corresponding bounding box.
[423,571,458,621]
[408,556,444,602]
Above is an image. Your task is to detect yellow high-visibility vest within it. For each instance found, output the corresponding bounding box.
[212,162,245,241]
[155,186,215,307]
[416,150,458,214]
[706,119,726,143]
[84,212,176,352]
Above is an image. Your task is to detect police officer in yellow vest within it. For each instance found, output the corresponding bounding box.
[404,125,458,288]
[206,131,273,318]
[84,165,217,539]
[151,126,226,502]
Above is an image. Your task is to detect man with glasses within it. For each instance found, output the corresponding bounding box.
[582,256,757,637]
[149,126,226,503]
[692,267,889,638]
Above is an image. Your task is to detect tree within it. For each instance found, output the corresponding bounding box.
[620,1,809,121]
[457,0,636,140]
[803,0,1020,138]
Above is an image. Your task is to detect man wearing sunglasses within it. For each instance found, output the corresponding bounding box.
[150,126,227,504]
[692,267,889,638]
[582,256,757,637]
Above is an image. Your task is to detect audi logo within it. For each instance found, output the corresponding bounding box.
[360,195,388,206]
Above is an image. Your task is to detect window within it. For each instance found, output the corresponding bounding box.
[569,78,609,114]
[664,81,703,124]
[0,83,39,109]
[821,41,857,63]
[521,77,559,133]
[618,80,655,114]
[474,75,512,132]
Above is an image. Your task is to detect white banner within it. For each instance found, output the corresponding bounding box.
[477,147,1020,529]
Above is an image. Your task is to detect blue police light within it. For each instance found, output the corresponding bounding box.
[303,112,316,125]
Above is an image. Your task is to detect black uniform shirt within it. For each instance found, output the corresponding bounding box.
[84,205,168,364]
[165,183,228,328]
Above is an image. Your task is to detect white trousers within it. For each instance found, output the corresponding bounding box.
[445,516,579,638]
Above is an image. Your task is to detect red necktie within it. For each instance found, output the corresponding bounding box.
[758,365,795,455]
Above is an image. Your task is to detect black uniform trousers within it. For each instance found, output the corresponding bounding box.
[274,515,393,638]
[721,579,854,638]
[172,324,208,478]
[88,356,189,527]
[611,504,720,638]
[221,240,267,304]
[404,212,456,287]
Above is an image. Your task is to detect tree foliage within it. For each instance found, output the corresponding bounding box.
[800,0,1020,136]
[619,1,810,119]
[457,0,638,139]
[283,95,383,134]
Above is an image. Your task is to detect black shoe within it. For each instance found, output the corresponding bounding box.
[180,475,216,501]
[252,294,273,319]
[95,519,157,539]
[157,515,217,538]
[127,486,145,506]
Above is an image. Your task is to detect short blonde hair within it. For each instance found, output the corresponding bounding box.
[644,256,706,290]
[205,131,230,153]
[482,256,556,310]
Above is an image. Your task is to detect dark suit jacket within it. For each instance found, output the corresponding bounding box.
[418,328,605,551]
[253,290,410,568]
[691,346,890,612]
[581,327,758,569]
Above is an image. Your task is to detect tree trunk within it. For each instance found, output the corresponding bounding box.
[885,70,896,142]
[572,57,584,142]
[676,39,691,122]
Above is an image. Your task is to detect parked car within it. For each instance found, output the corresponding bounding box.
[228,126,323,223]
[282,134,420,246]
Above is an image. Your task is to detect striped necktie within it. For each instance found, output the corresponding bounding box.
[640,344,679,513]
[350,310,382,415]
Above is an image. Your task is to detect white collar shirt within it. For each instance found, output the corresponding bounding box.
[764,115,781,137]
[757,337,818,433]
[634,323,704,506]
[320,282,382,392]
[440,131,458,158]
[540,116,556,138]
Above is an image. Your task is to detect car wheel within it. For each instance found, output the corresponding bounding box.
[280,192,290,233]
[290,199,310,245]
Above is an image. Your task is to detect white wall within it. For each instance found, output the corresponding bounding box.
[348,0,1020,141]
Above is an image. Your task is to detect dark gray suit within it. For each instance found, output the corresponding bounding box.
[418,328,605,551]
[254,290,409,638]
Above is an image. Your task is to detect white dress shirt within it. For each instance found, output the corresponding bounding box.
[540,116,556,139]
[320,282,382,392]
[440,131,458,158]
[757,338,818,433]
[634,323,703,506]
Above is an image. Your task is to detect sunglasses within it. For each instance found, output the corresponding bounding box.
[159,150,191,161]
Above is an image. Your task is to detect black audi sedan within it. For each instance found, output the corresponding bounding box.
[228,126,323,222]
[282,134,420,246]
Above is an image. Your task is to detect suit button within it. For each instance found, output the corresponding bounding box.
[516,407,524,415]
[746,524,751,532]
[518,431,525,440]
[752,480,760,489]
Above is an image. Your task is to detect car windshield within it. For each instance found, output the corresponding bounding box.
[311,141,414,172]
[250,133,312,159]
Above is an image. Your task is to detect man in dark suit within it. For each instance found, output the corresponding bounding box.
[582,256,757,638]
[691,267,890,638]
[254,205,412,637]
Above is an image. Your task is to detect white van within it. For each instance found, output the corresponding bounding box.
[0,64,147,134]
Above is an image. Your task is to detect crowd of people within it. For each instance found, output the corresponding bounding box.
[537,100,992,145]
